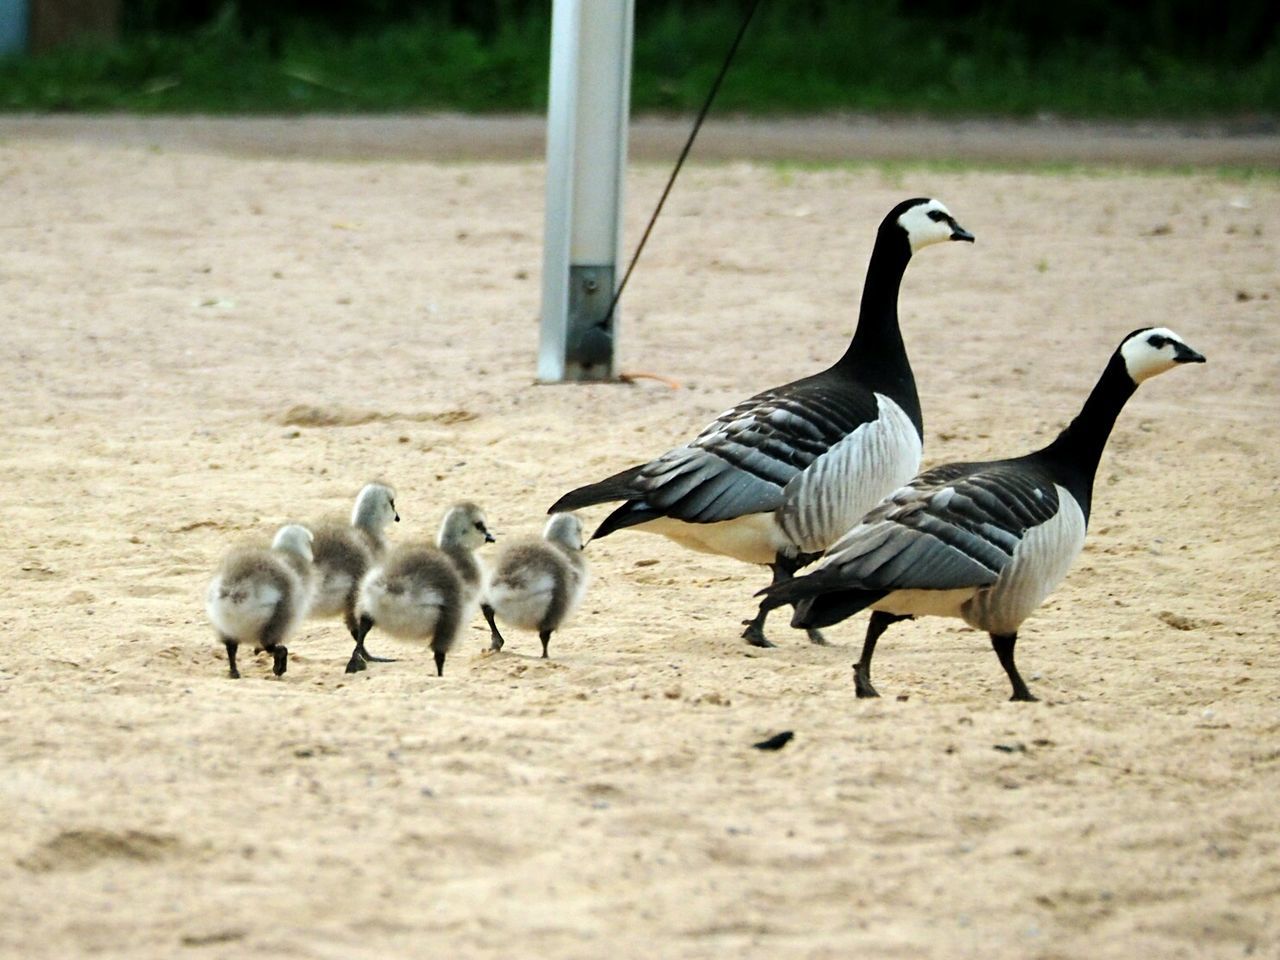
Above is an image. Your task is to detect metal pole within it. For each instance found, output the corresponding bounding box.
[539,0,634,382]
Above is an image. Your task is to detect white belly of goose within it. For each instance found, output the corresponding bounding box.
[776,395,922,554]
[633,512,789,565]
[874,587,976,620]
[961,487,1087,636]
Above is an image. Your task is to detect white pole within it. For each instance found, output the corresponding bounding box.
[539,0,634,382]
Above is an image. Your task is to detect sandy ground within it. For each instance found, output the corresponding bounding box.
[1,119,1278,959]
[1,112,1278,167]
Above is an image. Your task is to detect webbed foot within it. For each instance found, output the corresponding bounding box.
[742,620,776,649]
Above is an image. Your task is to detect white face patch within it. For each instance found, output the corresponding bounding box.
[273,524,314,561]
[897,199,962,252]
[545,513,585,550]
[439,505,490,550]
[1120,326,1200,383]
[354,483,398,528]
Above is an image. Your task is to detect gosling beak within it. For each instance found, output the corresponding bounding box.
[1174,343,1206,364]
[484,531,496,543]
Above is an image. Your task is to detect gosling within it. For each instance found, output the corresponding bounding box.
[355,502,494,677]
[306,482,400,674]
[205,523,315,679]
[482,512,588,659]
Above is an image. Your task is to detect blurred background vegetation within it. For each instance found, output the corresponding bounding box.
[1,0,1277,117]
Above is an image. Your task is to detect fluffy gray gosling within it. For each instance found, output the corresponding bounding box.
[482,512,588,659]
[355,502,494,677]
[306,481,400,674]
[205,523,315,679]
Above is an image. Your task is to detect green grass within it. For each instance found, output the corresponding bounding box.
[1,6,1277,118]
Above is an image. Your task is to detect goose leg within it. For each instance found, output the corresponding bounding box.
[743,557,825,647]
[788,551,827,645]
[740,608,776,648]
[854,611,912,698]
[481,603,506,652]
[223,639,240,679]
[990,633,1038,702]
[539,629,552,659]
[346,606,396,665]
[433,650,446,677]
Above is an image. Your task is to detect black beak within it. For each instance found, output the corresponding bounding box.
[950,222,975,243]
[1175,343,1206,364]
[484,531,496,543]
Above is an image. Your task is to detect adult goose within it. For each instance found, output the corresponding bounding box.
[549,198,974,647]
[758,327,1205,701]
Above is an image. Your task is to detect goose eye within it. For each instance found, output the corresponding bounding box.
[927,209,948,222]
[474,521,485,531]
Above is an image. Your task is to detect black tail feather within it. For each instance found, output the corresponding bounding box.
[791,589,884,629]
[548,464,648,514]
[593,501,663,541]
[757,570,884,629]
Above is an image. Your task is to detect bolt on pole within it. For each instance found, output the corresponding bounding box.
[538,0,634,382]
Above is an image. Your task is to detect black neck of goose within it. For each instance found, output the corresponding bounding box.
[835,227,921,432]
[1034,351,1136,522]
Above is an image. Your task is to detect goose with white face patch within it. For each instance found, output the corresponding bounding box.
[482,512,589,660]
[549,198,974,647]
[205,523,316,679]
[354,502,494,677]
[758,327,1206,701]
[304,481,401,674]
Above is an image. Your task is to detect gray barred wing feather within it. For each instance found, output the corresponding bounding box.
[623,380,884,525]
[817,459,1063,591]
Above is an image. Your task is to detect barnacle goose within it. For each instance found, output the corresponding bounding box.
[354,502,494,677]
[305,482,401,674]
[549,198,974,647]
[481,512,589,659]
[758,327,1206,701]
[205,523,316,679]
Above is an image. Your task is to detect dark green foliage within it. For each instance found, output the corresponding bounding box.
[1,0,1276,116]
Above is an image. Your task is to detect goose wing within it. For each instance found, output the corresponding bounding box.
[552,376,882,527]
[811,458,1064,591]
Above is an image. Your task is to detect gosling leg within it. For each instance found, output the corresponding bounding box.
[345,614,376,674]
[481,603,506,652]
[271,645,288,678]
[346,607,395,666]
[224,639,240,680]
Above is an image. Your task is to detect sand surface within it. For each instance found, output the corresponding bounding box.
[1,120,1278,958]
